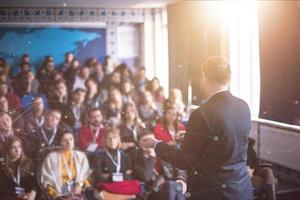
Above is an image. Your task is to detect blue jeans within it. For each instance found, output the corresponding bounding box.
[160,180,186,200]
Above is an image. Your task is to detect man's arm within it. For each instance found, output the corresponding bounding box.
[154,109,213,170]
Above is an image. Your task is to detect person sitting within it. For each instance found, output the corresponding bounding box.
[62,88,87,134]
[138,91,160,130]
[48,80,69,111]
[64,59,80,93]
[61,52,74,73]
[29,108,70,161]
[24,96,46,132]
[168,88,187,120]
[78,108,105,154]
[119,102,145,153]
[84,78,104,109]
[0,81,21,113]
[73,66,90,91]
[0,135,37,200]
[0,95,24,132]
[36,57,58,95]
[94,127,133,184]
[154,104,186,146]
[93,127,141,199]
[0,113,27,158]
[40,132,91,200]
[247,137,277,200]
[101,87,123,127]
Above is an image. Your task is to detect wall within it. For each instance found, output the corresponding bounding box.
[167,1,228,103]
[258,1,300,125]
[0,7,147,72]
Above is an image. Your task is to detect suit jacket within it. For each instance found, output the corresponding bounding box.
[155,91,253,200]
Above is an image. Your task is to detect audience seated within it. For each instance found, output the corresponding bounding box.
[73,66,90,91]
[101,87,123,126]
[28,108,70,161]
[40,132,91,200]
[138,91,160,130]
[0,52,247,200]
[0,135,37,200]
[154,104,186,146]
[78,108,105,154]
[62,88,87,134]
[24,96,46,132]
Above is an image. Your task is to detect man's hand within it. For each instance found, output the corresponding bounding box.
[176,179,187,194]
[139,134,160,148]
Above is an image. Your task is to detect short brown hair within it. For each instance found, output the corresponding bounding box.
[201,56,231,84]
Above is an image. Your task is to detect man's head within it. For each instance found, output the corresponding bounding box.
[200,56,231,98]
[80,66,90,80]
[21,54,30,63]
[65,52,74,63]
[45,109,61,129]
[72,88,86,105]
[89,108,103,128]
[33,96,44,113]
[20,62,31,73]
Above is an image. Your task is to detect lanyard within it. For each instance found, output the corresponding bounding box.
[41,127,57,146]
[132,127,138,142]
[13,166,21,186]
[35,116,45,128]
[72,107,81,121]
[91,126,100,143]
[106,150,121,173]
[61,152,74,181]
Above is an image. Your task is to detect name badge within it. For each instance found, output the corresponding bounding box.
[15,186,25,195]
[87,143,98,152]
[112,173,123,182]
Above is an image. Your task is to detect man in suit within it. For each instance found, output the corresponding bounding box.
[140,56,253,200]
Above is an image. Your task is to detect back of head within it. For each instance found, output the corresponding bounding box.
[201,56,231,85]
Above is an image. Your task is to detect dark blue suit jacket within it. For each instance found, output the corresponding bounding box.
[155,91,253,200]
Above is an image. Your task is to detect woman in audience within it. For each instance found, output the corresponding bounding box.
[154,104,186,146]
[120,78,136,104]
[84,78,104,109]
[103,55,117,76]
[146,77,160,97]
[134,67,148,95]
[101,87,123,126]
[40,132,91,199]
[0,135,37,200]
[94,127,133,184]
[138,90,160,130]
[168,88,186,120]
[119,102,145,152]
[64,59,80,93]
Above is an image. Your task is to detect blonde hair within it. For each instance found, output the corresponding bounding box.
[201,56,231,84]
[103,127,122,149]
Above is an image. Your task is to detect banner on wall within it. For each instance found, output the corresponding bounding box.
[0,26,106,75]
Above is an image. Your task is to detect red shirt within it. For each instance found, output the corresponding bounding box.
[78,126,105,151]
[154,122,186,143]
